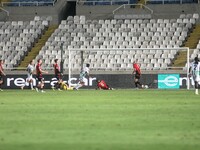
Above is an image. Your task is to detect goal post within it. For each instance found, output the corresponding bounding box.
[66,47,190,89]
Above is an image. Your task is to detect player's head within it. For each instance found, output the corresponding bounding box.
[0,59,3,64]
[37,59,42,64]
[30,60,34,65]
[54,59,58,63]
[194,57,199,63]
[133,60,138,65]
[96,78,101,83]
[86,63,90,67]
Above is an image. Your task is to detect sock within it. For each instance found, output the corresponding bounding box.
[135,82,138,88]
[30,83,33,89]
[195,89,198,95]
[137,81,142,86]
[75,84,82,89]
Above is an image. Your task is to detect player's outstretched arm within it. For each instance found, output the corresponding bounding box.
[0,68,6,76]
[40,69,48,74]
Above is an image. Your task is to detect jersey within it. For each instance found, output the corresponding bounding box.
[53,63,60,76]
[79,67,90,81]
[0,63,3,76]
[27,64,34,75]
[36,63,42,78]
[133,63,141,75]
[190,61,200,82]
[97,80,109,89]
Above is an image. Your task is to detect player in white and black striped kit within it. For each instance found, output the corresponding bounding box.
[21,60,35,90]
[189,57,200,95]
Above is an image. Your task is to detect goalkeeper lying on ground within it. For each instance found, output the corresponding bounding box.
[53,79,74,90]
[96,79,113,90]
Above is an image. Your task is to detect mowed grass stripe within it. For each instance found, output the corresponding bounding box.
[0,90,200,150]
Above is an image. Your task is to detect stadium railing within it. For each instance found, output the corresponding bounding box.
[78,0,132,5]
[1,0,57,7]
[0,7,9,16]
[113,4,153,15]
[145,0,199,4]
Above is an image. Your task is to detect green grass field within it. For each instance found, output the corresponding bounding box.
[0,90,200,150]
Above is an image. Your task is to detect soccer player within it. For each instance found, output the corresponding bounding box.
[0,60,6,91]
[96,79,112,90]
[75,63,90,90]
[132,61,143,89]
[21,60,35,90]
[189,57,200,95]
[52,59,62,91]
[59,79,74,90]
[35,59,48,93]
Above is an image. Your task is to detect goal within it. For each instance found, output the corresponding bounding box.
[64,47,190,89]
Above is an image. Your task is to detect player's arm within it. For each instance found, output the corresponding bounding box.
[39,68,48,74]
[188,64,192,77]
[31,70,35,74]
[0,68,6,76]
[132,68,136,74]
[85,71,92,78]
[188,67,191,77]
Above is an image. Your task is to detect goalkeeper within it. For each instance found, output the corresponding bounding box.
[59,79,74,90]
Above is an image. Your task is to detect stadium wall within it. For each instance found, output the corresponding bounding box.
[148,4,200,20]
[0,11,8,21]
[1,74,190,89]
[76,3,200,20]
[3,0,70,24]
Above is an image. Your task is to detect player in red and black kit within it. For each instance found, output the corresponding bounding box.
[132,62,143,89]
[52,59,62,90]
[96,79,113,90]
[35,59,48,92]
[0,60,6,91]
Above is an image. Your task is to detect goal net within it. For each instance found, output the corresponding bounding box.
[64,47,190,89]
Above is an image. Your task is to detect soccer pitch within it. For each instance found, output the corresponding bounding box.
[0,90,200,150]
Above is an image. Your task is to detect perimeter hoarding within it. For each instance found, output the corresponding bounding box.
[158,74,180,89]
[0,74,193,89]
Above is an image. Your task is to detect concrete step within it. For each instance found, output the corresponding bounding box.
[18,25,58,68]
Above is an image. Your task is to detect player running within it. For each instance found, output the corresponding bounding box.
[96,79,113,90]
[75,63,90,90]
[21,60,35,90]
[35,59,48,93]
[132,61,144,89]
[0,60,6,91]
[189,57,200,95]
[52,59,62,91]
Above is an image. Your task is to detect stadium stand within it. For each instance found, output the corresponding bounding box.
[35,14,199,71]
[0,16,50,68]
[190,40,200,60]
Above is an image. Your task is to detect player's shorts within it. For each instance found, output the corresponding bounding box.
[55,74,61,80]
[193,75,200,82]
[135,73,141,79]
[100,86,109,90]
[27,74,33,81]
[0,75,4,83]
[36,75,44,82]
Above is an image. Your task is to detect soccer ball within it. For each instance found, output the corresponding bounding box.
[145,85,149,89]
